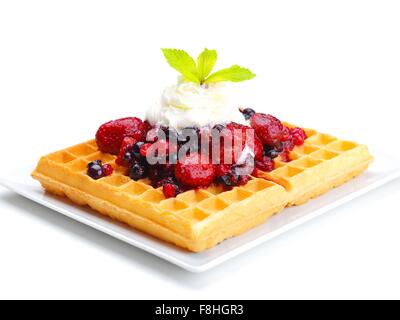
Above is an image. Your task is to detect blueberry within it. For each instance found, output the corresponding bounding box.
[88,160,102,167]
[241,108,256,120]
[264,145,280,159]
[87,161,104,180]
[129,162,147,180]
[122,150,133,163]
[132,141,145,158]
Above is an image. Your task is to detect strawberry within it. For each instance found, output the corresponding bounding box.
[250,113,284,145]
[116,136,137,166]
[95,117,144,155]
[174,153,216,188]
[221,123,263,162]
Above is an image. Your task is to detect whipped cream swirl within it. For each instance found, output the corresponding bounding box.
[146,81,246,130]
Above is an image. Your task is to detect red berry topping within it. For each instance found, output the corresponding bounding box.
[291,127,307,146]
[102,164,114,176]
[95,117,144,155]
[223,123,263,162]
[216,164,232,177]
[116,136,137,166]
[140,143,152,157]
[281,126,291,141]
[255,156,275,172]
[250,113,284,145]
[163,183,180,198]
[174,154,216,188]
[280,151,291,162]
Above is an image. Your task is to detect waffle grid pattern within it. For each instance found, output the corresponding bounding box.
[32,125,373,251]
[256,123,373,205]
[44,140,280,227]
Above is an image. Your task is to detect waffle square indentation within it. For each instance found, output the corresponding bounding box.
[159,198,189,212]
[291,157,322,169]
[85,151,115,163]
[243,179,275,192]
[197,197,229,214]
[311,149,339,160]
[48,151,76,164]
[66,159,88,172]
[67,144,97,157]
[102,174,131,187]
[326,140,358,152]
[273,166,304,178]
[218,188,254,203]
[176,190,212,204]
[306,133,337,146]
[121,181,152,196]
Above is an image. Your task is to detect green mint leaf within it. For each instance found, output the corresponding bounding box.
[204,65,256,83]
[161,48,200,84]
[197,48,217,83]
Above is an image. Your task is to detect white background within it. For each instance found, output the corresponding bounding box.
[0,0,399,299]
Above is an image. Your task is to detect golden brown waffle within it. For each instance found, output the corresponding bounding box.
[32,125,373,252]
[255,124,374,205]
[31,140,288,252]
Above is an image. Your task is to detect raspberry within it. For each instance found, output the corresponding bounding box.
[174,154,216,188]
[154,176,176,188]
[291,127,307,146]
[96,117,144,154]
[116,137,137,166]
[249,113,284,145]
[281,126,291,141]
[255,156,275,172]
[215,164,232,177]
[163,183,180,198]
[102,164,114,176]
[128,160,148,180]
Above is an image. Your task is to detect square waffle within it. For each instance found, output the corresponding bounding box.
[32,140,288,252]
[255,123,374,205]
[32,126,373,252]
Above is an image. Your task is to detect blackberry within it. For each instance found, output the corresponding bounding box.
[129,162,147,180]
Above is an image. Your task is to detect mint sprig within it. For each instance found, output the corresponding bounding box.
[161,48,255,84]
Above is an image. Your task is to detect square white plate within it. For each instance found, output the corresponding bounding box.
[1,153,399,273]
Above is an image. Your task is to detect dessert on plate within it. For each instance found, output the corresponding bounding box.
[32,48,373,252]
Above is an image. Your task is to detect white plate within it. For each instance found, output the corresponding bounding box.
[1,154,399,273]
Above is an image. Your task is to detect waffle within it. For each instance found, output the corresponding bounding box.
[32,126,373,252]
[31,140,288,252]
[255,124,374,205]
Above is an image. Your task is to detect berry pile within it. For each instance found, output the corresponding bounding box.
[89,111,307,198]
[87,160,113,180]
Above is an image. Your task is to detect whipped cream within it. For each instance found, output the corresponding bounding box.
[146,81,246,130]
